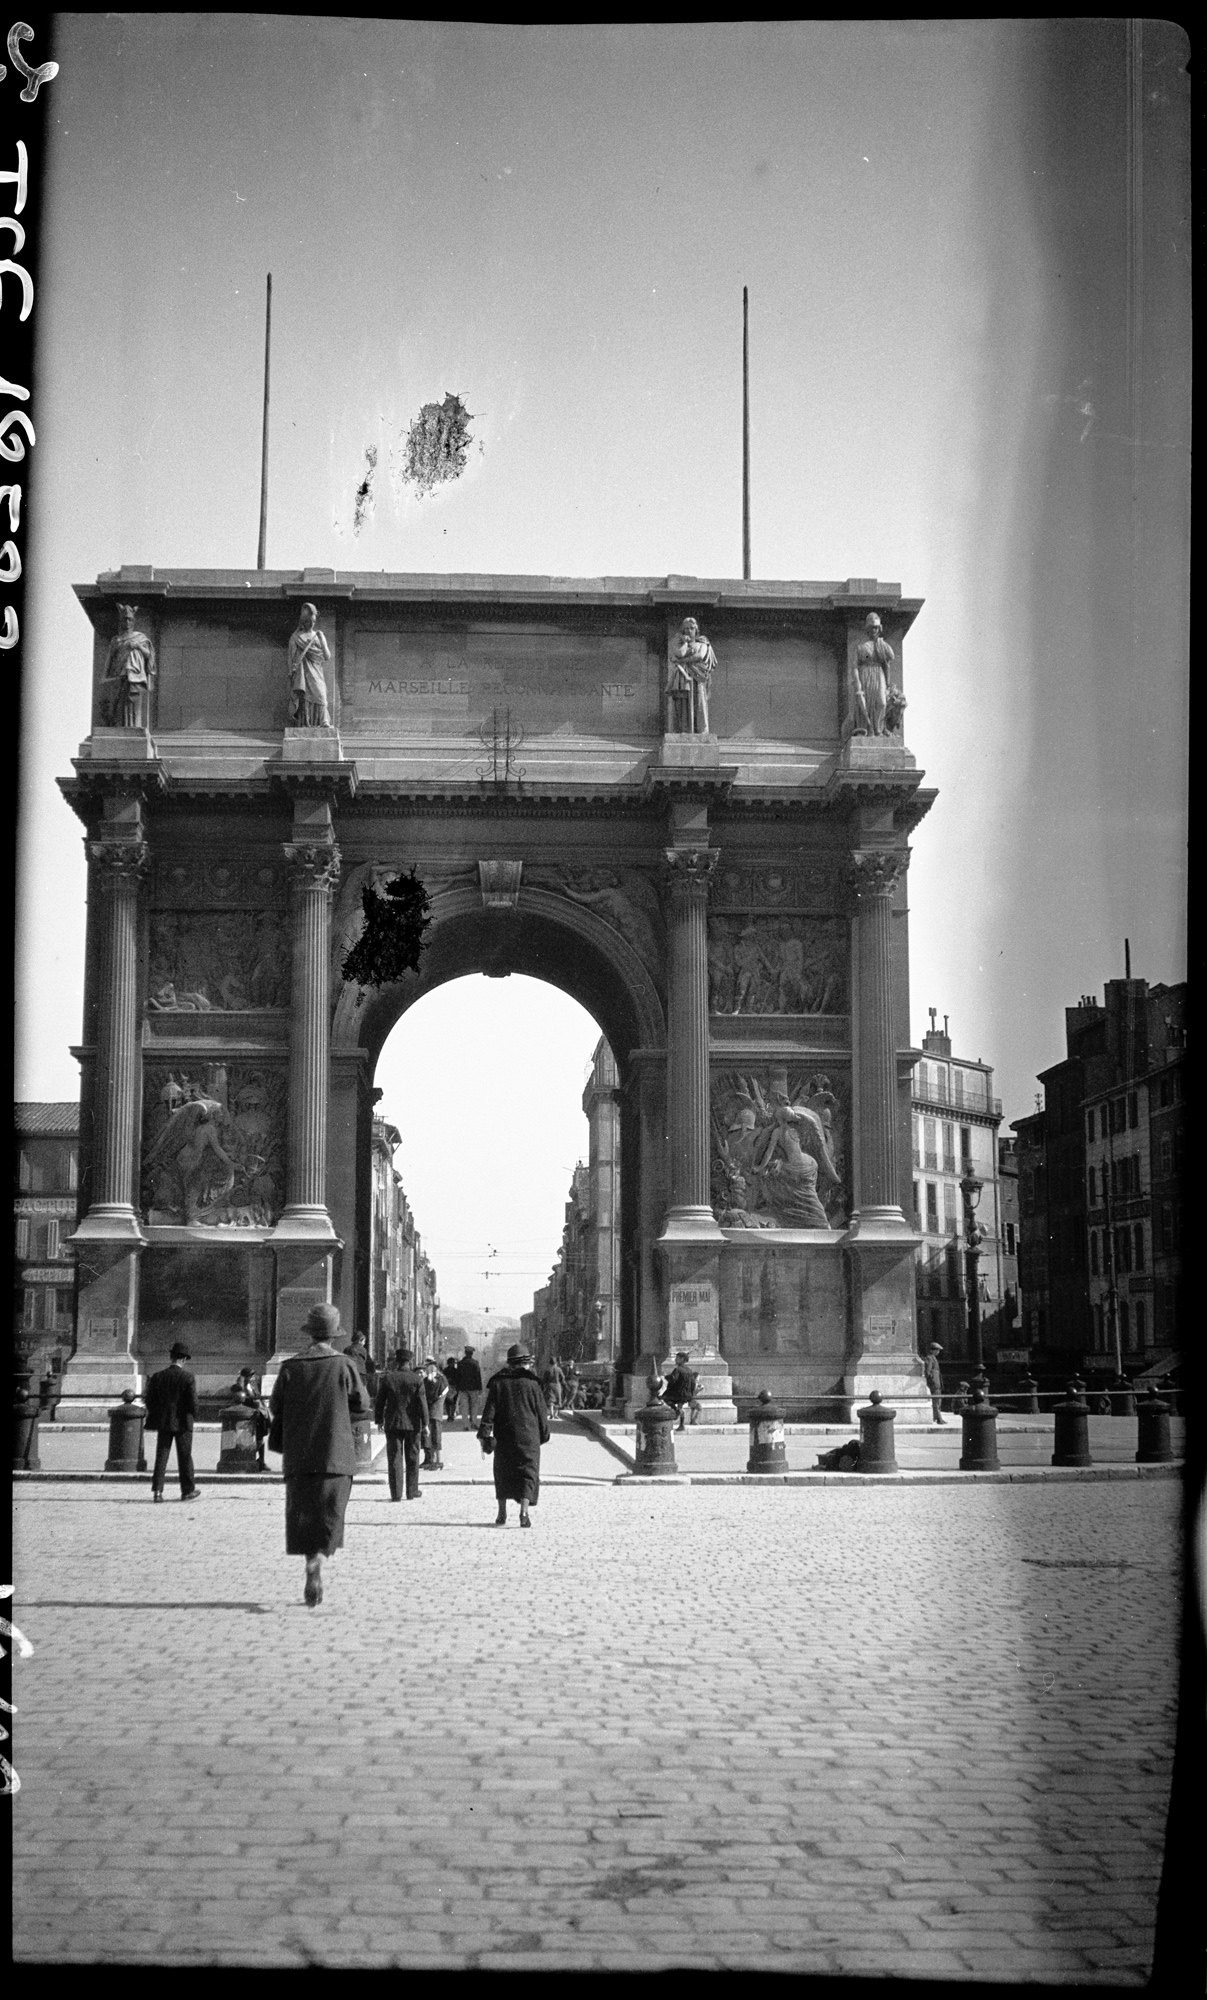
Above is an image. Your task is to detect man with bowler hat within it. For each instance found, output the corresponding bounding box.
[145,1341,200,1502]
[375,1347,429,1500]
[479,1343,549,1528]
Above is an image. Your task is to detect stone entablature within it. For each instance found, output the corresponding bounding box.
[58,568,933,1417]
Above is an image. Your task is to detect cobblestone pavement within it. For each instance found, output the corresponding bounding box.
[11,1473,1181,1975]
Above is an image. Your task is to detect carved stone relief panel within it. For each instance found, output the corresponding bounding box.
[152,858,286,908]
[525,864,666,979]
[710,1065,850,1229]
[141,1063,287,1226]
[148,910,290,1011]
[708,915,847,1016]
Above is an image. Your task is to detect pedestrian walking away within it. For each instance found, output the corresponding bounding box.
[229,1365,272,1470]
[268,1303,368,1605]
[540,1356,565,1417]
[342,1330,377,1397]
[442,1354,461,1423]
[479,1343,550,1528]
[663,1351,699,1431]
[145,1341,200,1501]
[375,1347,429,1500]
[923,1342,947,1425]
[420,1356,447,1468]
[456,1345,484,1425]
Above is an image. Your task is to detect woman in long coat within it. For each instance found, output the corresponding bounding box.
[269,1303,368,1604]
[479,1344,550,1529]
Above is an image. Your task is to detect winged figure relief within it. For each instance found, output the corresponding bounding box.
[141,1095,236,1224]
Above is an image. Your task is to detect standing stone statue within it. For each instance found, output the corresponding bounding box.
[288,602,332,727]
[667,617,717,734]
[848,611,894,737]
[102,603,156,728]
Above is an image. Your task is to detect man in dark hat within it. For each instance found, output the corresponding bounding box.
[374,1347,429,1501]
[145,1341,200,1502]
[456,1344,484,1426]
[269,1303,368,1605]
[342,1330,376,1398]
[923,1342,947,1425]
[442,1353,461,1423]
[420,1356,448,1469]
[479,1344,550,1529]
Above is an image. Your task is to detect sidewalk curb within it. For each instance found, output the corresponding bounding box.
[615,1463,1183,1487]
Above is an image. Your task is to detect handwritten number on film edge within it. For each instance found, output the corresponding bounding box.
[1,30,57,656]
[1,1586,35,1797]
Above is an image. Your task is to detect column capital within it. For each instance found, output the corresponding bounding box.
[663,845,719,901]
[87,837,150,882]
[283,841,341,894]
[845,847,908,906]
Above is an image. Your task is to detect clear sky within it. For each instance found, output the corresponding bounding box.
[16,18,1189,1313]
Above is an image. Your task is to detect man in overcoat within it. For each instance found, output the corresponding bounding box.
[923,1342,947,1425]
[442,1354,461,1423]
[269,1303,368,1604]
[374,1347,429,1501]
[479,1344,550,1528]
[145,1340,200,1502]
[456,1345,484,1425]
[540,1356,565,1417]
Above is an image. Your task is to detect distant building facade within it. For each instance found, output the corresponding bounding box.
[367,1112,439,1365]
[910,1015,1015,1375]
[14,1103,80,1376]
[1012,975,1185,1379]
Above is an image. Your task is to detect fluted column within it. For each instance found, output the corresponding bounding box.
[849,848,908,1222]
[74,837,149,1240]
[274,839,340,1240]
[664,845,721,1232]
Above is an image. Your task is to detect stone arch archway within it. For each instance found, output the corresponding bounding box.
[328,871,669,1382]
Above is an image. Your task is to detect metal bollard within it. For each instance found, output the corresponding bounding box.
[105,1388,147,1471]
[856,1390,898,1473]
[1136,1390,1175,1465]
[13,1366,41,1472]
[217,1401,260,1472]
[1110,1377,1136,1418]
[747,1389,788,1474]
[352,1410,377,1468]
[1051,1378,1092,1468]
[634,1383,678,1474]
[959,1380,1000,1471]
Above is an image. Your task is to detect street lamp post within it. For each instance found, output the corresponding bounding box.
[960,1172,986,1385]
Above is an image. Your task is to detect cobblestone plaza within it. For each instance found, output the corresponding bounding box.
[11,1428,1183,1977]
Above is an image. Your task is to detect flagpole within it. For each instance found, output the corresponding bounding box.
[257,272,272,570]
[742,285,751,581]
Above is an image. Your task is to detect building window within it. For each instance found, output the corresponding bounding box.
[15,1216,30,1259]
[1128,1091,1138,1130]
[1159,1133,1173,1177]
[959,1125,972,1163]
[912,1181,921,1227]
[945,1244,961,1296]
[924,1119,937,1170]
[1120,1298,1132,1350]
[943,1183,957,1232]
[46,1218,60,1261]
[1090,1231,1099,1275]
[942,1123,955,1173]
[1087,1164,1096,1203]
[926,1182,938,1229]
[1133,1223,1145,1271]
[917,1061,928,1096]
[954,1070,965,1108]
[1005,1221,1016,1257]
[23,1288,37,1329]
[1134,1299,1146,1347]
[912,1116,921,1167]
[1086,1107,1096,1142]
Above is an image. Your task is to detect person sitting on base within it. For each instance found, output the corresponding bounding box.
[663,1351,700,1432]
[231,1365,271,1470]
[923,1342,947,1425]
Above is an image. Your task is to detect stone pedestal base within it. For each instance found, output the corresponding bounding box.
[843,1219,926,1410]
[59,1240,143,1420]
[262,1242,337,1391]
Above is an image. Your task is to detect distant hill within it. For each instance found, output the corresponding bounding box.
[439,1307,520,1340]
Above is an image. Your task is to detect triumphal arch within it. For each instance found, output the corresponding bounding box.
[59,566,934,1418]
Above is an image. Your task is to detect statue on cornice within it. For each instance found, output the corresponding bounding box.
[102,603,156,729]
[667,617,717,734]
[848,611,905,738]
[288,602,332,727]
